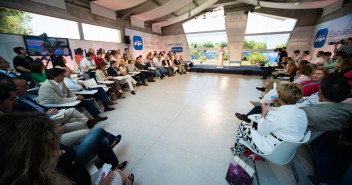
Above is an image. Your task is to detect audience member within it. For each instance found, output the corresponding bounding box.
[333,37,352,56]
[0,112,134,185]
[302,74,352,185]
[324,51,347,73]
[232,83,307,155]
[37,68,108,120]
[63,69,116,111]
[0,79,17,114]
[30,60,47,83]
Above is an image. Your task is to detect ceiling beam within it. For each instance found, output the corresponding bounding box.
[121,0,151,19]
[149,0,179,18]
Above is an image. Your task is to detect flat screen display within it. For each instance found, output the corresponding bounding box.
[23,35,72,56]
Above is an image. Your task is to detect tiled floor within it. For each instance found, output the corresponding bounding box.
[95,73,313,185]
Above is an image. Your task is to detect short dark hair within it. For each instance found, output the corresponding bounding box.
[110,60,117,66]
[317,51,324,56]
[111,50,117,55]
[75,48,83,55]
[294,50,300,53]
[13,47,24,54]
[324,52,332,57]
[299,64,313,76]
[97,62,106,70]
[97,51,102,56]
[0,78,17,102]
[303,51,310,55]
[320,74,351,102]
[86,52,93,57]
[46,68,65,79]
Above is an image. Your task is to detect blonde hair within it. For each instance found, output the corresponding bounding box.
[0,112,72,185]
[277,82,303,104]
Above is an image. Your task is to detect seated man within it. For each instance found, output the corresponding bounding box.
[10,77,93,147]
[135,56,155,82]
[37,68,108,121]
[1,57,36,88]
[300,74,352,184]
[63,68,116,111]
[106,61,136,95]
[153,54,169,77]
[301,74,352,139]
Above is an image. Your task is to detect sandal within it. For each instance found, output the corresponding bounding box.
[128,174,134,185]
[111,135,121,148]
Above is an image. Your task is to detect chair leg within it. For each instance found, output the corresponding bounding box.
[290,161,300,185]
[252,160,261,185]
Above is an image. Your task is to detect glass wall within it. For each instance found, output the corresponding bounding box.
[241,12,297,66]
[183,8,228,65]
[82,23,121,43]
[0,7,121,43]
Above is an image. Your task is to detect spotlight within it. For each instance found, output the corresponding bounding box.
[250,8,254,13]
[203,14,206,19]
[195,16,198,19]
[244,10,249,14]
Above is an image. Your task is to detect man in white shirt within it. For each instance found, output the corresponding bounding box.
[63,68,116,111]
[291,50,301,62]
[80,52,96,71]
[310,51,325,65]
[153,54,169,77]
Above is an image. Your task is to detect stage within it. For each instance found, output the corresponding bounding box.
[188,64,263,75]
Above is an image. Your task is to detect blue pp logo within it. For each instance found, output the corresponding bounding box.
[314,28,328,48]
[133,36,143,50]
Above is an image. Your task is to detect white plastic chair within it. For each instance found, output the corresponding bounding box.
[239,130,311,185]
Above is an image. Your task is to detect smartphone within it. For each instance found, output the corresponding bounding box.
[95,163,112,185]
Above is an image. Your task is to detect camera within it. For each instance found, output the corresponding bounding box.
[328,39,345,45]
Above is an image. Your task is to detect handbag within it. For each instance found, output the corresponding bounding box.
[225,155,255,185]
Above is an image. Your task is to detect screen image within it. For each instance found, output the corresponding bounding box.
[23,35,72,56]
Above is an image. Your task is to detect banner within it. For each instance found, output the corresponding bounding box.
[125,28,162,59]
[310,14,352,55]
[161,34,190,61]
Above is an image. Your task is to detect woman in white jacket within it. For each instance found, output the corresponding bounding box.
[233,82,308,155]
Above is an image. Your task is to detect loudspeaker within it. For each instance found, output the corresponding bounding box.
[124,36,131,44]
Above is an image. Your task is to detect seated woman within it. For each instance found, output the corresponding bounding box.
[256,63,312,94]
[232,83,308,155]
[293,62,313,84]
[95,62,124,95]
[30,60,47,83]
[272,57,297,79]
[300,67,328,96]
[0,112,134,185]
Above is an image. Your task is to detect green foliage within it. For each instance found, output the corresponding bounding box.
[0,7,33,34]
[247,52,268,65]
[190,41,227,49]
[243,40,267,50]
[202,41,214,48]
[198,55,207,63]
[215,41,228,47]
[275,43,286,49]
[190,42,199,48]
